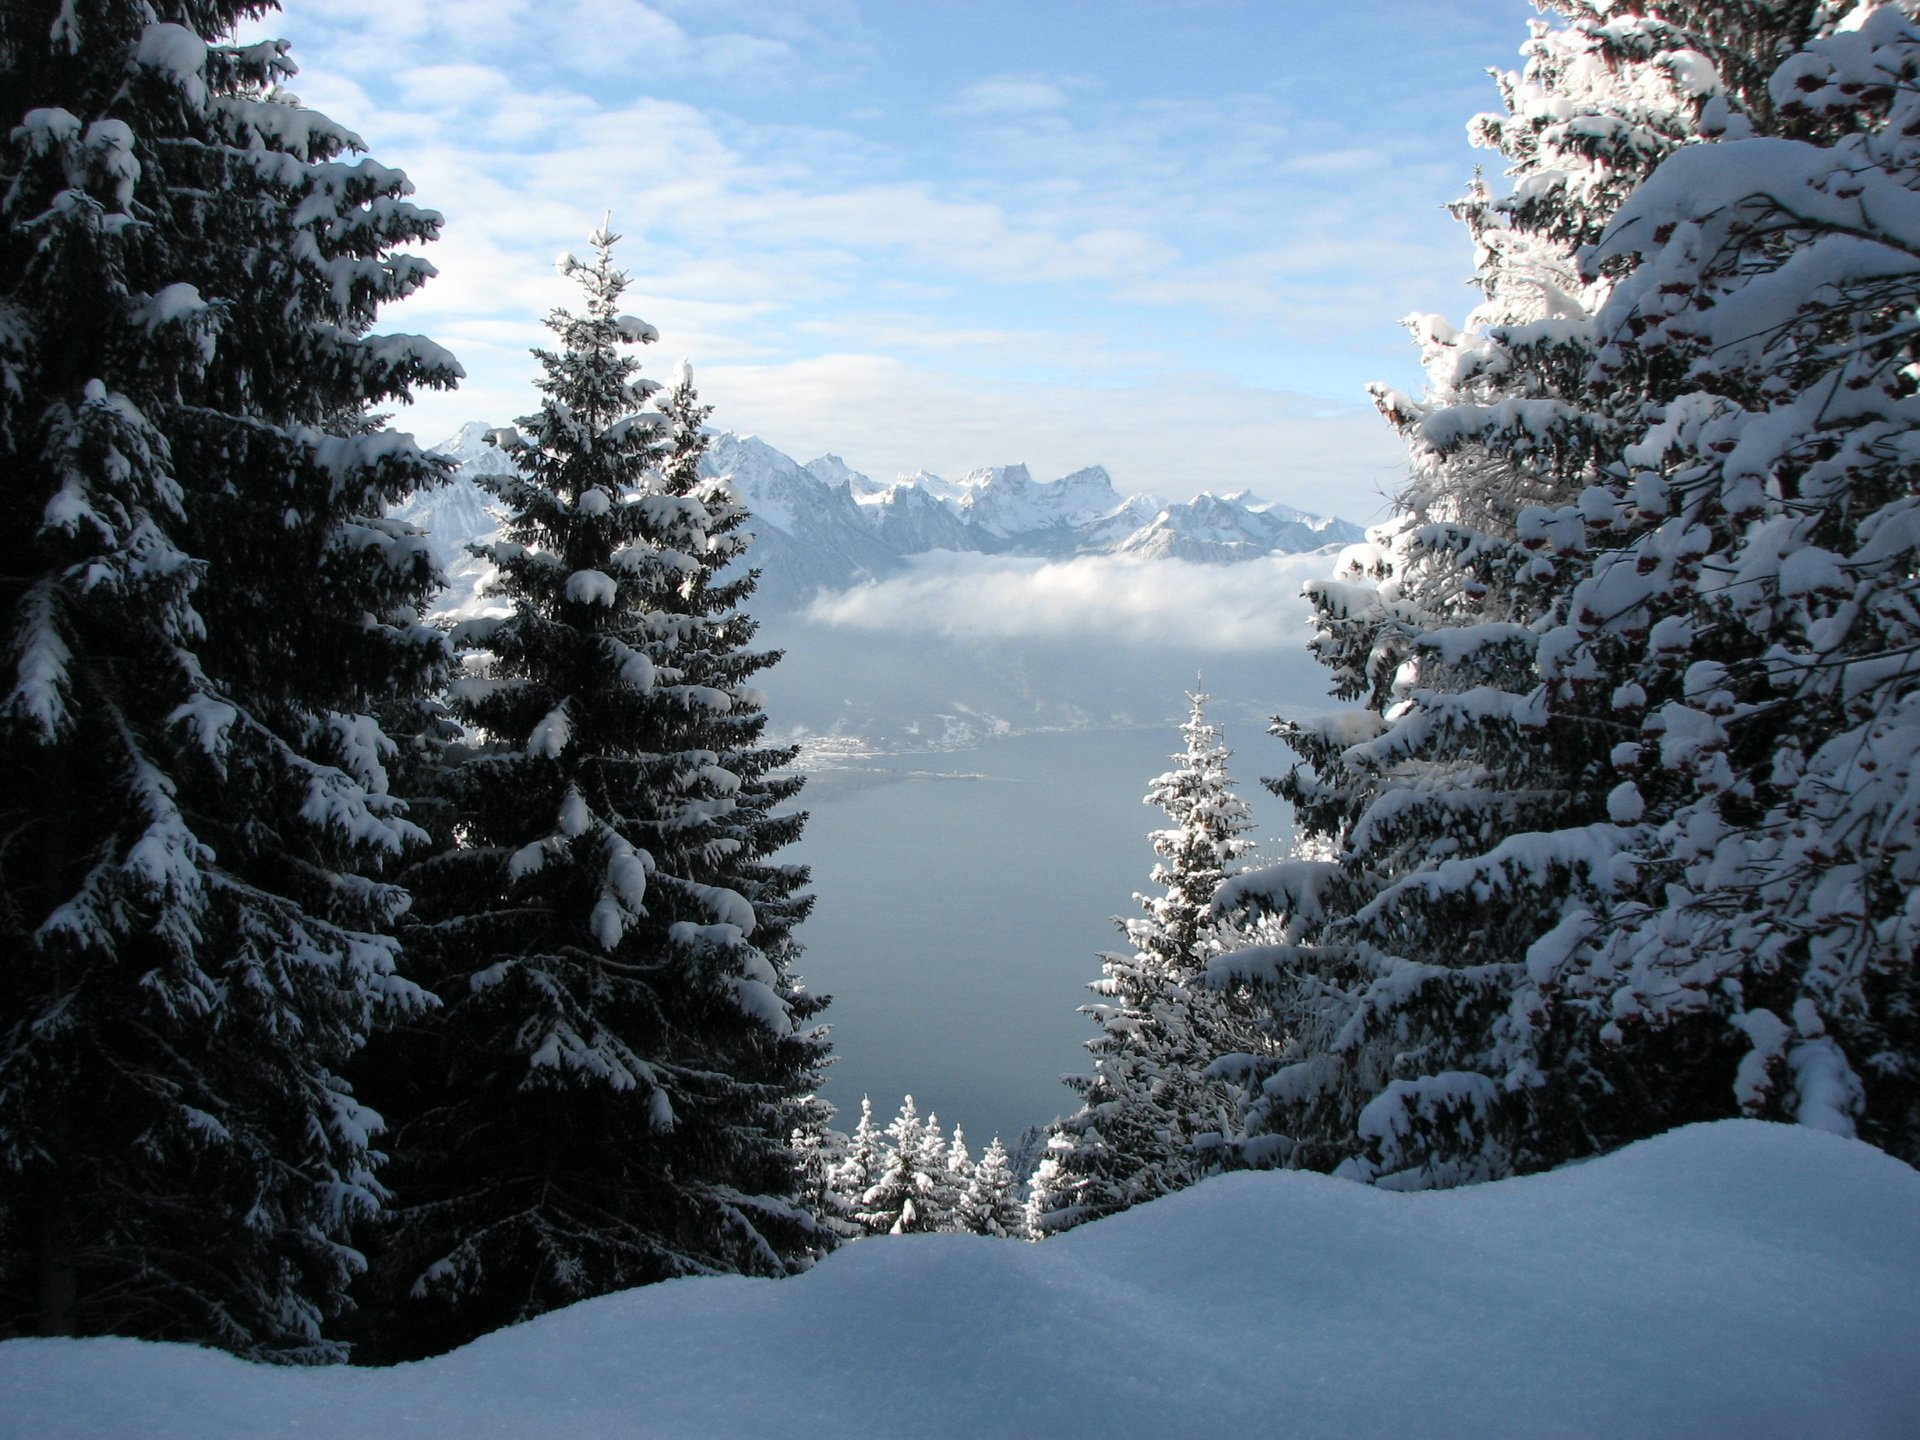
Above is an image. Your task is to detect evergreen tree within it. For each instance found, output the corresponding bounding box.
[1033,691,1260,1234]
[1222,1,1920,1186]
[790,1099,858,1243]
[833,1094,885,1218]
[955,1137,1026,1239]
[650,356,828,1162]
[1544,3,1920,1163]
[917,1115,961,1232]
[358,230,827,1359]
[857,1095,943,1235]
[0,0,457,1357]
[1023,1151,1069,1240]
[944,1125,973,1213]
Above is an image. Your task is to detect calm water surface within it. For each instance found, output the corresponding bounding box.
[789,724,1289,1149]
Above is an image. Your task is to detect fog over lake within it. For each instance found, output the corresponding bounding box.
[759,611,1327,1150]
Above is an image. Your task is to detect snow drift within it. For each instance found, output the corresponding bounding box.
[1,1122,1914,1439]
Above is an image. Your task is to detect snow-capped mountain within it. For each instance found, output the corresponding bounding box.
[864,480,978,556]
[801,452,887,500]
[393,421,513,565]
[390,422,519,618]
[955,463,1123,540]
[704,435,1363,607]
[1119,491,1357,563]
[703,434,902,608]
[401,425,1364,615]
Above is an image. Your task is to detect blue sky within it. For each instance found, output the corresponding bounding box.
[252,0,1536,522]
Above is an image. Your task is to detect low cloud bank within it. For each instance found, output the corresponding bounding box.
[803,549,1338,652]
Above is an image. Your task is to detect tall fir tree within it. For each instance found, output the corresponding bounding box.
[1032,691,1260,1234]
[918,1115,961,1232]
[955,1136,1026,1239]
[789,1103,858,1241]
[355,229,827,1360]
[856,1095,946,1236]
[833,1094,885,1217]
[1544,2,1920,1163]
[0,0,458,1357]
[943,1125,973,1209]
[1220,0,1920,1186]
[648,356,824,1100]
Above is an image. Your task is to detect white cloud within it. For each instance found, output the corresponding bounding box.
[261,2,1472,524]
[680,354,1407,521]
[392,347,1408,523]
[951,77,1074,115]
[273,2,1469,334]
[394,63,514,107]
[803,550,1339,652]
[544,0,798,79]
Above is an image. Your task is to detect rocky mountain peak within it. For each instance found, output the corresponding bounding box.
[412,424,1363,615]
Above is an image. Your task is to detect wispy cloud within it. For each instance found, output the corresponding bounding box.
[254,2,1522,517]
[691,355,1405,520]
[949,76,1075,115]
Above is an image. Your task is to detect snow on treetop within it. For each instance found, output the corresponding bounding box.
[134,24,208,107]
[15,107,82,147]
[80,119,138,209]
[564,570,617,606]
[135,283,208,333]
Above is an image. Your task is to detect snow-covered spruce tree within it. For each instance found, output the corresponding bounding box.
[651,354,826,1141]
[1219,2,1869,1187]
[921,1117,963,1231]
[955,1136,1026,1239]
[357,230,827,1360]
[1033,692,1260,1234]
[0,1,456,1357]
[1536,4,1920,1164]
[856,1095,946,1236]
[790,1104,859,1241]
[832,1094,885,1218]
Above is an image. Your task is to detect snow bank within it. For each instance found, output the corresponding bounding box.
[2,1122,1914,1439]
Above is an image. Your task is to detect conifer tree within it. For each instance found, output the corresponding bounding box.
[1543,3,1920,1163]
[0,0,457,1357]
[1238,0,1767,1188]
[944,1125,973,1213]
[1034,692,1260,1234]
[834,1094,885,1216]
[359,230,827,1359]
[857,1095,943,1235]
[649,356,827,1161]
[1222,1,1920,1186]
[1024,1153,1068,1240]
[790,1105,858,1241]
[955,1137,1026,1239]
[917,1116,960,1232]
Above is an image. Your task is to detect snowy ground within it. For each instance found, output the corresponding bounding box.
[2,1122,1915,1439]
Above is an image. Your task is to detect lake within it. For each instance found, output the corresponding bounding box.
[787,723,1291,1151]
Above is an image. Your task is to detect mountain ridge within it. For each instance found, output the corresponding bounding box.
[399,421,1365,614]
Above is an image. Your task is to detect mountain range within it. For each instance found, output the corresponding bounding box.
[398,422,1364,614]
